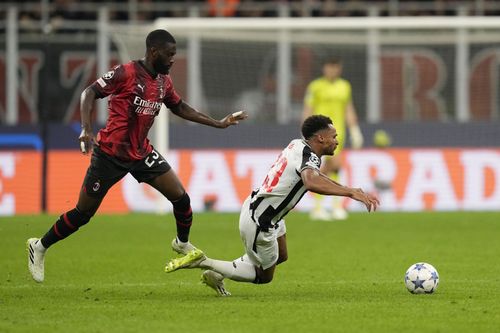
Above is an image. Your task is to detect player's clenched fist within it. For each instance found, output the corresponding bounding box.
[78,128,96,154]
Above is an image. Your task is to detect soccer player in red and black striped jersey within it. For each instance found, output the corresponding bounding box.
[27,29,248,283]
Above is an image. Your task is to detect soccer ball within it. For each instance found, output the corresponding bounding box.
[404,262,439,294]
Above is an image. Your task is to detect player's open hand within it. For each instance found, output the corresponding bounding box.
[219,111,248,128]
[351,188,380,212]
[78,128,97,155]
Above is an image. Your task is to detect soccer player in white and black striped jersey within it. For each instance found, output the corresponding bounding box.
[165,115,380,296]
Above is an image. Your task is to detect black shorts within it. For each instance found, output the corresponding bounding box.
[82,146,171,198]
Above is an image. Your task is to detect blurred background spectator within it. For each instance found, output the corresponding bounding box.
[4,0,500,26]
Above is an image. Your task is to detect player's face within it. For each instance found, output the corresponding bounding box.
[152,43,176,74]
[323,63,342,80]
[322,125,338,156]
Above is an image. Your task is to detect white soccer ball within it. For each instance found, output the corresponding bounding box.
[404,262,439,294]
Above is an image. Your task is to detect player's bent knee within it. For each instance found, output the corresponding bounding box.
[254,268,275,284]
[277,254,288,265]
[255,276,273,284]
[258,275,274,284]
[172,192,192,225]
[171,192,191,210]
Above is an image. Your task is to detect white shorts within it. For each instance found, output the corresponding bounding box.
[239,196,287,270]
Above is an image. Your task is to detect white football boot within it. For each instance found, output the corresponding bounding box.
[309,208,332,221]
[27,238,46,283]
[171,237,196,255]
[331,207,348,220]
[201,270,231,296]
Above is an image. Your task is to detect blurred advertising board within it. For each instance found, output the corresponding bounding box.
[1,148,499,215]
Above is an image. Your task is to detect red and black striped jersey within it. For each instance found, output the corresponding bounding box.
[90,60,181,161]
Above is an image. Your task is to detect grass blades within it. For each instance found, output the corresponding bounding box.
[1,212,499,332]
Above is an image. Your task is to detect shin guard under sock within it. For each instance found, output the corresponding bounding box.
[40,208,92,248]
[172,192,193,243]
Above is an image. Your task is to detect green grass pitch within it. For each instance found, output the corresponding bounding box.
[1,212,499,332]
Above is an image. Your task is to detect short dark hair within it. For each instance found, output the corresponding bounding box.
[301,115,333,140]
[324,57,342,66]
[146,29,176,49]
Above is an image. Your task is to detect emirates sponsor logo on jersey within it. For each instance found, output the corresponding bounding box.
[133,96,162,116]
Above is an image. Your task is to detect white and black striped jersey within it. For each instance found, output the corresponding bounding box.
[249,139,321,231]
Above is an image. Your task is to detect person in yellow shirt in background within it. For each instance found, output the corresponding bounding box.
[303,58,364,220]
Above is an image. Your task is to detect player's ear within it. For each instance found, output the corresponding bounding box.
[150,47,158,57]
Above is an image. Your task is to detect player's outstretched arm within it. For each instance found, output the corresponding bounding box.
[301,168,379,212]
[170,101,248,128]
[79,86,98,154]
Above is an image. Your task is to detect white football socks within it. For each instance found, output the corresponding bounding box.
[35,239,47,253]
[201,255,256,282]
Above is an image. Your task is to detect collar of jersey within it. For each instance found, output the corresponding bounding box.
[137,59,158,79]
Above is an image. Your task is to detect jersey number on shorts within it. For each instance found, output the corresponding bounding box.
[262,154,287,193]
[145,149,166,168]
